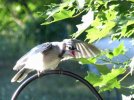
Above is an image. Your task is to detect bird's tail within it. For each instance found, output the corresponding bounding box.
[11,68,31,83]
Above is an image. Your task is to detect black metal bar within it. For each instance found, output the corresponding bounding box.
[11,70,103,100]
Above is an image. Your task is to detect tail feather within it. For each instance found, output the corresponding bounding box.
[11,68,31,83]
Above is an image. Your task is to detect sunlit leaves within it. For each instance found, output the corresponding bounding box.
[53,9,75,20]
[105,42,126,59]
[39,0,134,93]
[120,20,134,38]
[42,9,75,25]
[127,0,134,3]
[78,57,111,74]
[77,57,97,64]
[99,78,120,92]
[99,68,125,85]
[42,0,83,25]
[85,4,118,43]
[85,72,101,85]
[86,68,125,92]
[105,4,118,20]
[113,42,126,56]
[45,0,75,19]
[95,64,110,75]
[73,10,94,38]
[86,21,116,43]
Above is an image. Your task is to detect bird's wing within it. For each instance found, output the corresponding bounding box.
[62,39,100,61]
[72,39,100,58]
[13,42,52,71]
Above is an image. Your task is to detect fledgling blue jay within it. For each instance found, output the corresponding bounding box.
[11,39,100,83]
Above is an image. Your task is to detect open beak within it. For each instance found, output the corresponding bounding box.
[65,48,80,58]
[71,49,80,57]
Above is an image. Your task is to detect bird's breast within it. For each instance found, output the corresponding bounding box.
[43,50,61,70]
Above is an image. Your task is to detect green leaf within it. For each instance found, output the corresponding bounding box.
[53,9,75,20]
[86,21,116,43]
[77,57,110,75]
[91,17,102,27]
[99,78,121,92]
[77,57,97,64]
[85,68,124,92]
[105,5,118,20]
[121,26,127,37]
[95,64,111,75]
[77,58,91,64]
[85,72,102,85]
[45,0,75,19]
[73,10,94,38]
[106,51,114,59]
[127,0,134,2]
[113,42,126,56]
[42,9,75,25]
[126,20,134,26]
[86,28,100,43]
[121,20,134,38]
[94,68,125,86]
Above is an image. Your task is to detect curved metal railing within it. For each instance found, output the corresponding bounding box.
[11,70,103,100]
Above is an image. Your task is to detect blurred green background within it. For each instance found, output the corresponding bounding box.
[0,0,128,100]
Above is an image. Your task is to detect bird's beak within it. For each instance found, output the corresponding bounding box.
[64,48,80,58]
[68,49,80,57]
[64,50,75,57]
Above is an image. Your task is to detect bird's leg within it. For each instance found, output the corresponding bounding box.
[37,71,41,77]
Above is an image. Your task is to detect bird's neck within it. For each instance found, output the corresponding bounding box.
[58,49,65,58]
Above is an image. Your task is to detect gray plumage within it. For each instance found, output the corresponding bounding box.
[11,39,100,83]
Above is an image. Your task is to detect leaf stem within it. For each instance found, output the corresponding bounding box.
[72,9,87,18]
[119,72,130,82]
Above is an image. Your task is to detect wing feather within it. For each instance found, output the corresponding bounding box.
[75,43,82,58]
[66,39,100,59]
[82,43,96,57]
[13,42,52,71]
[78,43,91,58]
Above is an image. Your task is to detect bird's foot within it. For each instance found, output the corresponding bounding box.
[37,71,41,77]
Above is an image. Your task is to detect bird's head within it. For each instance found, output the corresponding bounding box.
[59,38,100,59]
[61,39,80,58]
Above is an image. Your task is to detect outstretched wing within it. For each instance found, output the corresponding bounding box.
[72,39,100,58]
[63,39,100,59]
[13,42,52,71]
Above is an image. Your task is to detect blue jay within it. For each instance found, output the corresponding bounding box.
[11,39,100,82]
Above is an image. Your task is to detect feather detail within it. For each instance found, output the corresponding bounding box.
[62,39,100,60]
[11,68,31,83]
[13,43,52,71]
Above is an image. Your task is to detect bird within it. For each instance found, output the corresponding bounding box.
[11,39,100,83]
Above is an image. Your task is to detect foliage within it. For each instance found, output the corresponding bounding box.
[85,67,125,92]
[0,0,134,97]
[0,0,71,62]
[40,0,134,95]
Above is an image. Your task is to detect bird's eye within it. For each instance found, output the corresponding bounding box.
[68,46,76,50]
[69,47,72,50]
